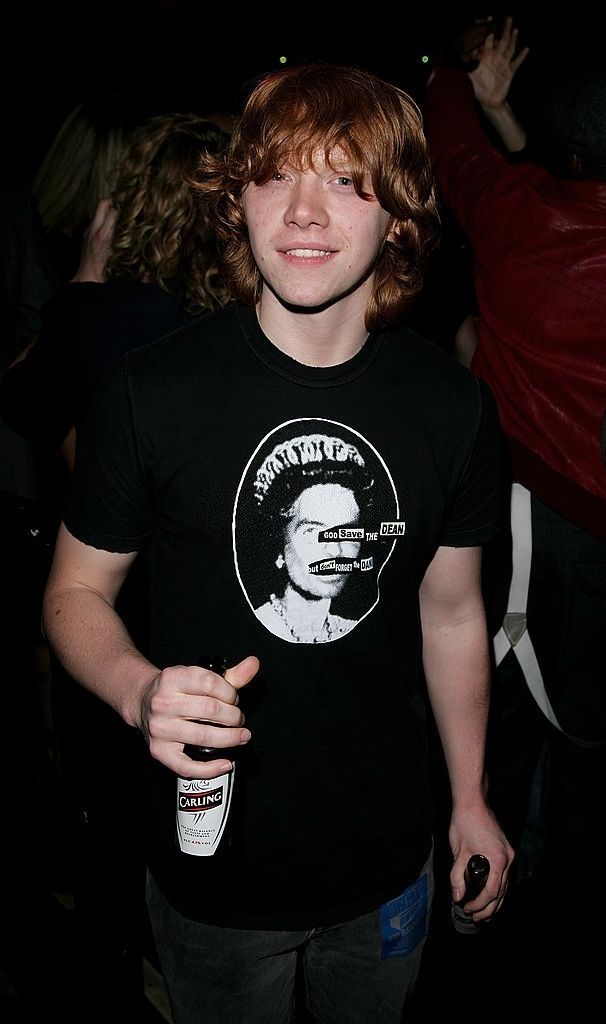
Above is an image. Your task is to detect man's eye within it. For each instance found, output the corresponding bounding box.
[335,175,353,187]
[270,171,287,181]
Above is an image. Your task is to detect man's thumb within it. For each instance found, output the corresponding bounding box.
[226,655,260,689]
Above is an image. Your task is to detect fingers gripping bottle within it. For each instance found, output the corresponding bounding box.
[176,654,238,857]
[451,854,490,934]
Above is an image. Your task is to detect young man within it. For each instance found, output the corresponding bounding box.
[43,64,514,1023]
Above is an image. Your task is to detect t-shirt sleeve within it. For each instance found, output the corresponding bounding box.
[63,357,154,553]
[441,377,504,546]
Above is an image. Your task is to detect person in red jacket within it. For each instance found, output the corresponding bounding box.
[425,19,606,1009]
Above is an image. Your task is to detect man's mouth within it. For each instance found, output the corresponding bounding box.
[284,248,333,258]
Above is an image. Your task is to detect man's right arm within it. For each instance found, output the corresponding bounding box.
[43,524,255,776]
[43,523,158,728]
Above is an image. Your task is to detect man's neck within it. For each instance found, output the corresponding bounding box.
[256,290,370,367]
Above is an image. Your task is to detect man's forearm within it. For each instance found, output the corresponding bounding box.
[422,611,491,809]
[43,585,158,730]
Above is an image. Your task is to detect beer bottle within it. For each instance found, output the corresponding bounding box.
[176,654,239,857]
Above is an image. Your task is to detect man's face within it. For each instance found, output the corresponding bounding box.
[282,483,362,600]
[242,149,391,315]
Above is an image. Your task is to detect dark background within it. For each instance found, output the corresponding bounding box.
[4,3,602,177]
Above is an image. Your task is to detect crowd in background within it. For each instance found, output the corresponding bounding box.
[0,10,603,1023]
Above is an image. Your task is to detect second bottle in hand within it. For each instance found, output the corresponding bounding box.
[176,654,240,857]
[451,854,490,934]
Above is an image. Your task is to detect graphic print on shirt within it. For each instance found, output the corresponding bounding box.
[233,418,404,644]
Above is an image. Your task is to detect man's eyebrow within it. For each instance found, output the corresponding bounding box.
[327,157,356,172]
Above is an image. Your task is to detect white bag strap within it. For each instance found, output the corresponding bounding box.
[492,483,600,747]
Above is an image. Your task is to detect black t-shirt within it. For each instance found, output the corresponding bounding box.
[65,302,502,929]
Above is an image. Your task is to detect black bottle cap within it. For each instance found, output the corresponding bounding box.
[462,854,490,902]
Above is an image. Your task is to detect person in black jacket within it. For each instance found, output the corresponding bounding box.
[0,111,231,1023]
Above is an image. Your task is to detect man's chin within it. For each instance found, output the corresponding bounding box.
[270,291,340,315]
[266,277,368,315]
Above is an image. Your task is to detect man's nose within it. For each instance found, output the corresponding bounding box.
[284,178,329,229]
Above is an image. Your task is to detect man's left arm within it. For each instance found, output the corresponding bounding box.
[420,543,514,921]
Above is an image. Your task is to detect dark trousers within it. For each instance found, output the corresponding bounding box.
[147,850,434,1024]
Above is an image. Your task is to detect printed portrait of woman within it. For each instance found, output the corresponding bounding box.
[233,420,400,644]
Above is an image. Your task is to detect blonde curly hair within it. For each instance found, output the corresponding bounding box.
[106,113,232,312]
